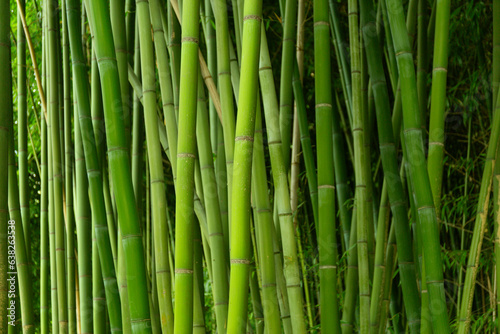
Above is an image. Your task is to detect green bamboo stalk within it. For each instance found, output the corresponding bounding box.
[18,0,30,261]
[93,219,107,334]
[173,0,201,330]
[202,0,219,154]
[84,0,153,330]
[259,24,307,333]
[135,0,174,331]
[68,2,126,331]
[211,0,237,226]
[226,0,262,330]
[416,0,428,128]
[41,108,50,334]
[427,0,451,215]
[125,0,135,65]
[458,87,500,334]
[386,0,450,331]
[196,75,230,332]
[8,123,35,334]
[292,63,319,226]
[166,2,181,116]
[250,103,281,333]
[47,0,68,330]
[0,4,11,330]
[111,0,131,149]
[74,93,93,334]
[313,0,340,328]
[359,0,421,331]
[348,0,371,330]
[341,209,358,334]
[279,0,297,169]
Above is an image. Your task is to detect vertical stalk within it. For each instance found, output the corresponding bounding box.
[313,0,340,329]
[386,0,450,331]
[226,0,262,330]
[427,0,451,214]
[85,0,153,330]
[173,0,201,330]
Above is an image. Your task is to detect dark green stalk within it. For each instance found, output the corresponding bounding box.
[386,0,450,331]
[360,0,421,331]
[279,0,298,169]
[313,0,340,329]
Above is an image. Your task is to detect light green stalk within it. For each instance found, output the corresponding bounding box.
[85,0,153,330]
[136,0,174,331]
[173,0,201,330]
[226,0,262,330]
[427,0,451,214]
[259,24,307,333]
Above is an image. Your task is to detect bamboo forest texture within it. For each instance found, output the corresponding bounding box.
[1,0,499,332]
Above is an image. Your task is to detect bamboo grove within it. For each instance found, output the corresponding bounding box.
[0,0,499,332]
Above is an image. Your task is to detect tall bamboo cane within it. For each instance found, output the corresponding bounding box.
[173,0,201,330]
[84,0,153,330]
[427,0,451,215]
[226,0,263,330]
[259,24,307,333]
[313,0,341,329]
[386,0,450,331]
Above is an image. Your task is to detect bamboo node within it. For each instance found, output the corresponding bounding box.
[268,140,282,146]
[175,269,194,274]
[231,259,250,265]
[433,67,448,73]
[243,15,262,22]
[181,37,199,44]
[235,135,254,142]
[318,185,335,189]
[314,21,329,27]
[259,66,272,72]
[315,103,332,109]
[429,141,445,147]
[214,301,229,306]
[178,152,196,159]
[319,265,337,269]
[209,232,224,237]
[278,212,292,217]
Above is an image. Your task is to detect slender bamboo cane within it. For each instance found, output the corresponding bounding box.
[360,0,421,331]
[313,0,341,328]
[48,0,68,330]
[196,74,230,332]
[458,88,500,334]
[226,0,262,330]
[427,0,451,215]
[348,0,371,330]
[250,103,281,333]
[341,209,358,334]
[259,24,307,333]
[0,4,10,330]
[84,0,153,330]
[135,0,174,331]
[386,0,450,331]
[211,0,237,227]
[279,0,298,169]
[173,0,201,330]
[62,0,76,330]
[41,105,50,334]
[18,0,30,261]
[92,219,107,334]
[416,0,428,129]
[74,94,93,334]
